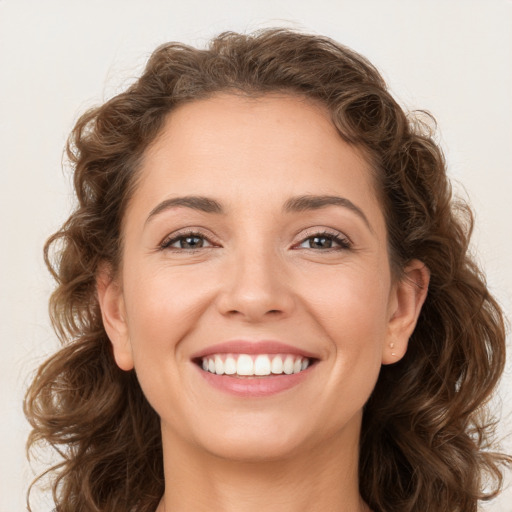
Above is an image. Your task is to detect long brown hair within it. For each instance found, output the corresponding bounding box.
[24,29,510,512]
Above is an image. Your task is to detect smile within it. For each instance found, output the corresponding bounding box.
[200,353,311,377]
[192,340,318,396]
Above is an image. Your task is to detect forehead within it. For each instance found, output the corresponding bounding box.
[129,93,384,228]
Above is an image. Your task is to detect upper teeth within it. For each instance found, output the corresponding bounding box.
[201,354,310,376]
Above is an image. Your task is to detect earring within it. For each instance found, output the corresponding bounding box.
[390,342,396,356]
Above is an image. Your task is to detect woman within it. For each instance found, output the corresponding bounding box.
[24,29,509,512]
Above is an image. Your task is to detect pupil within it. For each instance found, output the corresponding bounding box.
[181,236,203,248]
[311,236,332,249]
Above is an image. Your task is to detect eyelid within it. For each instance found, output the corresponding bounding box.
[292,227,352,250]
[158,226,351,251]
[159,228,221,250]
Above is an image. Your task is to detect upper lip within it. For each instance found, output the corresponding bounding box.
[191,340,319,360]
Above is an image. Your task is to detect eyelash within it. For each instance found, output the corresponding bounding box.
[294,230,352,251]
[159,230,216,251]
[159,229,352,252]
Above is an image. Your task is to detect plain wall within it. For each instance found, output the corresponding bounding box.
[1,0,510,510]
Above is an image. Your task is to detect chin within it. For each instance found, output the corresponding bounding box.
[203,433,305,463]
[184,412,315,462]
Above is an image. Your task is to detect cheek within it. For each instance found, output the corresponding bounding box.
[302,265,391,392]
[119,267,213,421]
[121,266,213,362]
[303,263,391,341]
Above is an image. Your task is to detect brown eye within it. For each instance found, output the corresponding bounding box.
[306,236,334,249]
[178,236,205,249]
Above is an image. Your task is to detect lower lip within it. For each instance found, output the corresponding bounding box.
[196,365,313,397]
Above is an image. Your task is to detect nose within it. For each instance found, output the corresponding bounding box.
[216,246,296,323]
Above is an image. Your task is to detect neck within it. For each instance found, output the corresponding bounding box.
[157,422,370,512]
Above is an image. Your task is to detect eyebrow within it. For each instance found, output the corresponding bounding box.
[284,195,373,231]
[145,193,372,231]
[146,196,224,224]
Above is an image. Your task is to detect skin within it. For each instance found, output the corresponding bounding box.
[98,94,429,512]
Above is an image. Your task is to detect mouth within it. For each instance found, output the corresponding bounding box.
[191,340,319,397]
[194,353,314,377]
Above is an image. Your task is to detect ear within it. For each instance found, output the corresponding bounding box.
[96,264,134,371]
[382,259,429,365]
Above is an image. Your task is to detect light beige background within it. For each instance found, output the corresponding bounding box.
[1,0,510,510]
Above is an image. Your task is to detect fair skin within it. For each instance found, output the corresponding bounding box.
[98,94,429,512]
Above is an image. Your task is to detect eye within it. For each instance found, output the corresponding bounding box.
[297,231,351,250]
[160,232,214,251]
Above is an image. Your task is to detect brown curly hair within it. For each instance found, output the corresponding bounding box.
[24,29,510,512]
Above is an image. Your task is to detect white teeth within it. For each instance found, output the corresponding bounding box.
[214,355,224,375]
[201,354,311,377]
[236,354,254,376]
[283,355,294,375]
[254,355,271,376]
[271,356,283,374]
[224,356,237,375]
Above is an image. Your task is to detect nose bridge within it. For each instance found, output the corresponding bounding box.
[218,238,294,321]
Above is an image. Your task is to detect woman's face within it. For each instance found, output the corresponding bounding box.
[100,94,426,462]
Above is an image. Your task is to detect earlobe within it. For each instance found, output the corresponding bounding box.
[96,264,134,371]
[382,259,430,365]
